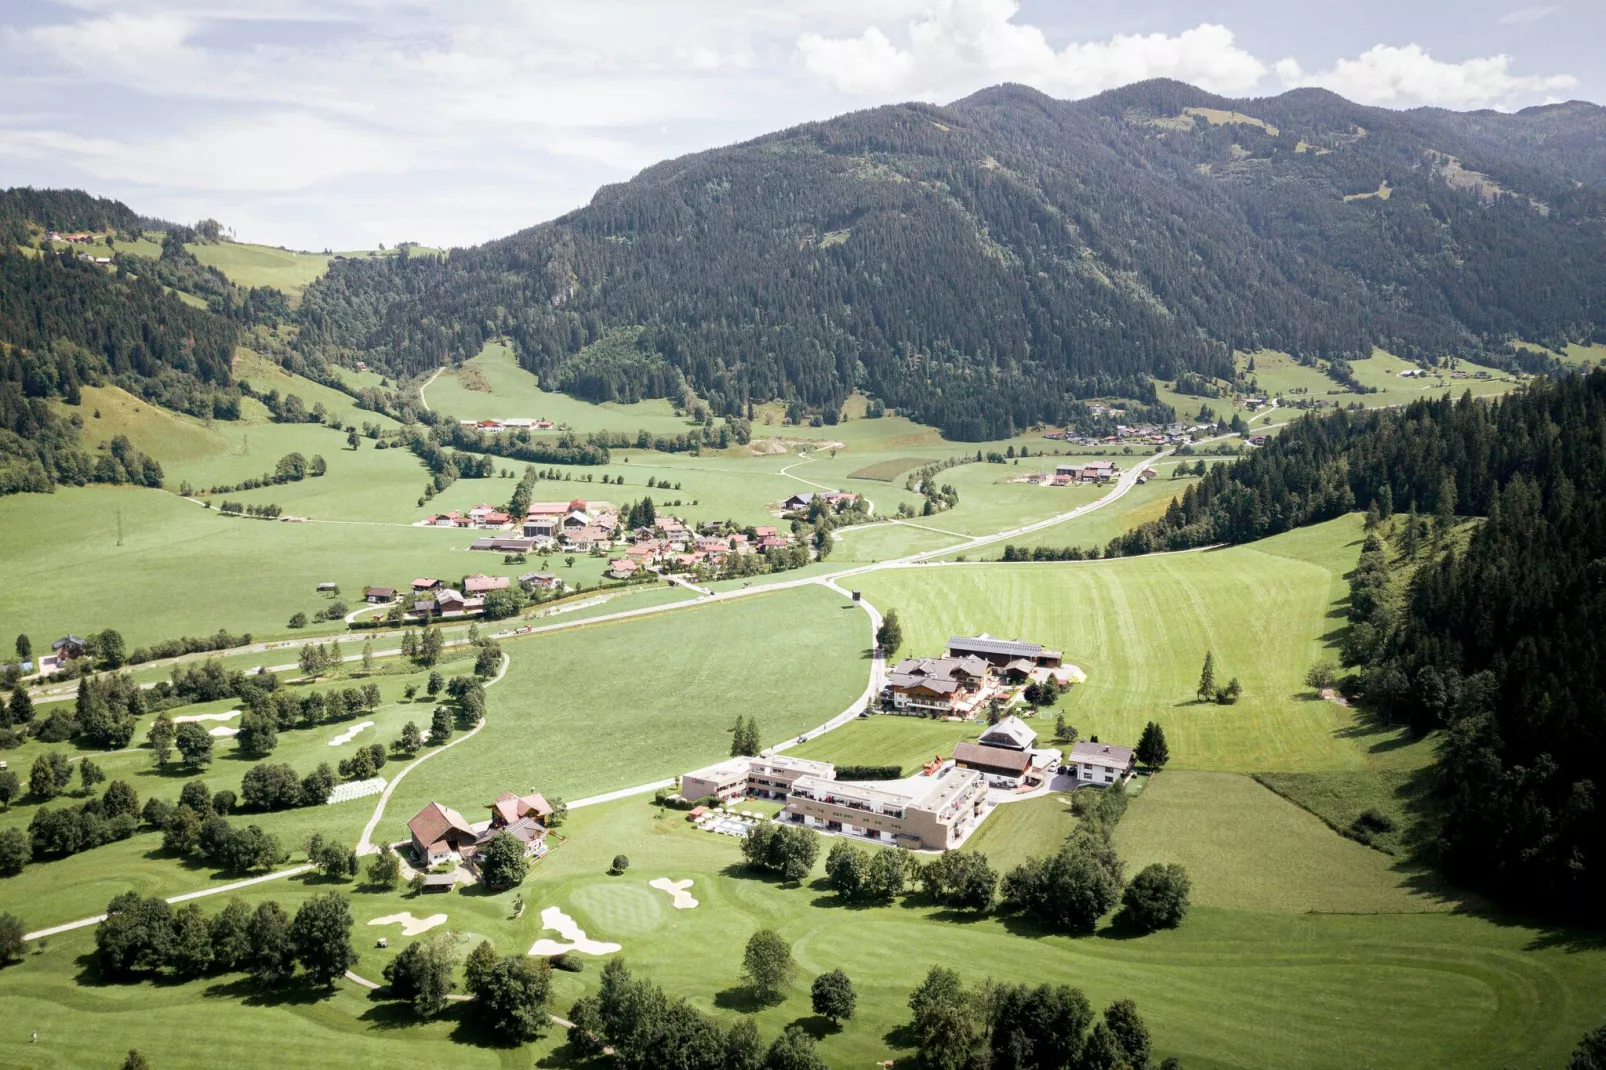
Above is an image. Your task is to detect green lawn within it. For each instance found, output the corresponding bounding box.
[856,516,1377,772]
[785,714,983,774]
[960,792,1080,871]
[1115,771,1458,914]
[4,791,1601,1070]
[379,584,870,827]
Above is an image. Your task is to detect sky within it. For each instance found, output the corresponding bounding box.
[0,0,1598,251]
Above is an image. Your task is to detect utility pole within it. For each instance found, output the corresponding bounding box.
[116,507,124,547]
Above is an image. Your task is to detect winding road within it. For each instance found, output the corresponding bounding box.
[20,445,1166,945]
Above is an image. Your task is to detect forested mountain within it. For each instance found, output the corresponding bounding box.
[296,80,1606,439]
[1107,372,1606,917]
[0,189,246,494]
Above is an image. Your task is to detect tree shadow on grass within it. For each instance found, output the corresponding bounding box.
[788,1014,840,1040]
[882,1021,920,1052]
[536,1039,610,1068]
[712,986,772,1013]
[203,975,332,1008]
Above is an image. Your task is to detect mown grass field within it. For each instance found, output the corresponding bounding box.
[857,517,1375,772]
[785,714,983,774]
[381,585,870,823]
[4,788,1602,1070]
[186,243,331,302]
[847,456,931,481]
[1115,771,1457,913]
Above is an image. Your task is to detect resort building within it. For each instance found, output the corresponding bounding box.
[680,754,837,803]
[782,764,989,851]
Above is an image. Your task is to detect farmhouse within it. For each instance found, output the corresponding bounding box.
[522,516,559,539]
[883,655,991,717]
[462,574,509,595]
[952,741,1033,786]
[783,764,989,851]
[412,578,442,592]
[1054,460,1118,483]
[607,558,640,578]
[489,791,553,826]
[680,754,836,803]
[518,572,561,592]
[363,586,395,603]
[1067,741,1136,786]
[780,490,858,511]
[51,635,89,661]
[948,634,1062,669]
[978,715,1036,750]
[408,801,477,867]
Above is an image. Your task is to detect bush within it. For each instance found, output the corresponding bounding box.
[1118,863,1191,933]
[549,953,585,973]
[609,854,629,875]
[833,764,902,781]
[1355,808,1396,833]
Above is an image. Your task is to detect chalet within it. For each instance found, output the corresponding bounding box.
[463,574,509,595]
[408,801,478,866]
[626,540,664,562]
[316,582,339,592]
[952,741,1033,786]
[518,572,561,592]
[563,526,612,552]
[363,586,396,604]
[562,508,592,530]
[759,536,790,551]
[434,589,469,614]
[489,791,553,827]
[1001,658,1035,684]
[754,526,777,539]
[533,419,554,430]
[607,558,640,578]
[1250,435,1269,446]
[948,635,1062,669]
[51,635,90,661]
[412,577,442,592]
[883,655,991,716]
[978,715,1037,751]
[1067,741,1136,786]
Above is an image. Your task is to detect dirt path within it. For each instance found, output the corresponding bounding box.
[417,367,444,413]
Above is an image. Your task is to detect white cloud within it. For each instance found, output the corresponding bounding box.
[798,0,1266,99]
[1498,5,1560,24]
[0,113,409,192]
[0,2,1588,247]
[1275,44,1577,109]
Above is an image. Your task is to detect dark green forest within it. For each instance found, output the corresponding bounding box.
[0,190,248,494]
[1109,372,1606,917]
[295,80,1606,439]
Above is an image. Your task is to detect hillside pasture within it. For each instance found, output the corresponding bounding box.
[847,456,931,481]
[855,516,1372,772]
[186,242,332,300]
[58,385,230,465]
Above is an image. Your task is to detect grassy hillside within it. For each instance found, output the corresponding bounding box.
[56,385,230,465]
[856,516,1373,772]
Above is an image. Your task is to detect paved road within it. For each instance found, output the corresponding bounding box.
[16,446,1170,945]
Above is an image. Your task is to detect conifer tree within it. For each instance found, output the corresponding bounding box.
[1196,652,1216,702]
[1136,722,1169,770]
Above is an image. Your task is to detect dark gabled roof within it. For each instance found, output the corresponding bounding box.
[953,741,1032,774]
[53,634,88,649]
[949,635,1043,658]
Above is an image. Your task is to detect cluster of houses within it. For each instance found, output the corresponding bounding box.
[606,522,796,579]
[458,418,555,433]
[883,635,1068,719]
[677,719,1135,852]
[406,790,554,887]
[1044,421,1212,448]
[422,503,513,529]
[1020,461,1160,487]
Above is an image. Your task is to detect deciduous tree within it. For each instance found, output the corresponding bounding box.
[741,929,795,1003]
[810,968,856,1023]
[289,892,357,986]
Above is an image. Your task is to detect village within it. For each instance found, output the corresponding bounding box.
[396,488,862,603]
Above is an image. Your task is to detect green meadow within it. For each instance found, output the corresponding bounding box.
[856,517,1374,772]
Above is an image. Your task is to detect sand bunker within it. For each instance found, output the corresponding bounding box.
[527,906,620,957]
[369,912,448,936]
[649,878,699,909]
[328,720,375,746]
[209,726,240,737]
[174,710,239,723]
